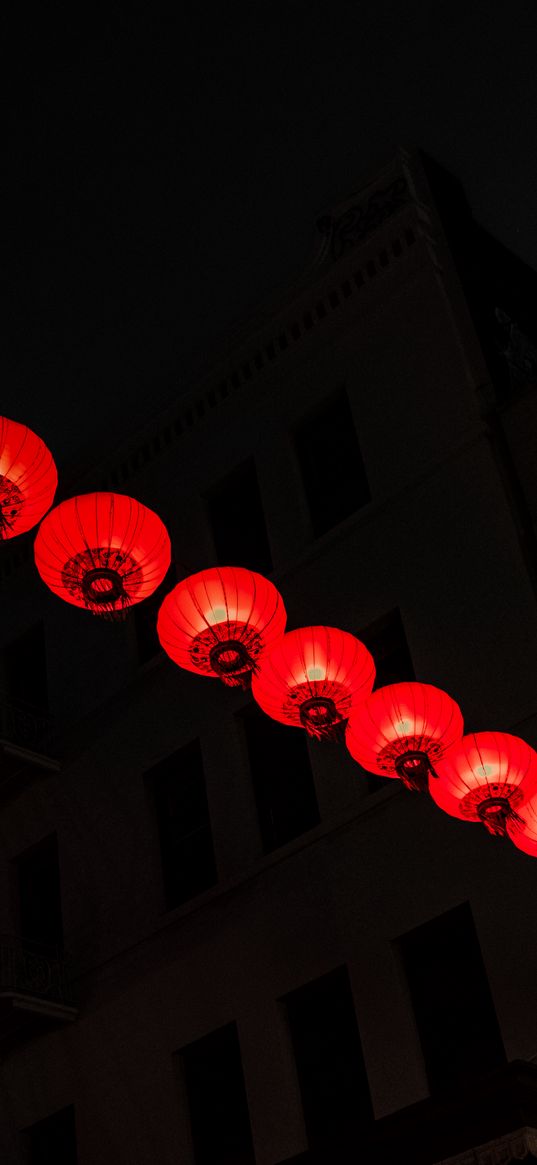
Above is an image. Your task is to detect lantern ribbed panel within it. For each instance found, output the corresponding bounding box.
[345,682,464,777]
[34,492,171,614]
[430,732,537,823]
[507,794,537,857]
[156,566,287,685]
[251,625,375,739]
[0,416,57,539]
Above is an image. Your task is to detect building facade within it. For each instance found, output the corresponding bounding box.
[1,149,537,1164]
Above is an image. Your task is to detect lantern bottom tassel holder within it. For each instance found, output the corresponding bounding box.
[297,694,349,742]
[471,787,524,837]
[62,548,142,619]
[394,751,435,792]
[188,621,264,688]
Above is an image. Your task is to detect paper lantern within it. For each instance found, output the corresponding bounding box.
[157,566,286,687]
[507,794,537,857]
[345,681,464,791]
[0,415,57,539]
[251,625,375,740]
[430,731,537,835]
[34,492,171,616]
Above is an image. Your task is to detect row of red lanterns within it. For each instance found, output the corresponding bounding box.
[2,416,537,860]
[158,571,537,859]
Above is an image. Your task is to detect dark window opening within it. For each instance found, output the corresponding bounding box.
[15,833,63,950]
[134,561,177,665]
[180,1022,255,1165]
[398,902,506,1094]
[283,966,373,1143]
[240,702,319,853]
[360,607,414,691]
[21,1106,77,1165]
[294,390,371,538]
[206,458,272,575]
[148,740,217,910]
[3,622,48,713]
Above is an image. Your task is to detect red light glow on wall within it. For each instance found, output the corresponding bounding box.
[345,681,464,791]
[157,566,287,687]
[251,625,375,741]
[34,492,171,616]
[0,415,57,540]
[430,731,537,836]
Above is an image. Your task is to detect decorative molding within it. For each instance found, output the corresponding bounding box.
[437,1126,537,1164]
[316,175,410,265]
[495,308,537,395]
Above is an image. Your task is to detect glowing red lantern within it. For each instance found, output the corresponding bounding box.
[157,566,287,687]
[34,492,171,616]
[0,415,57,539]
[430,731,537,836]
[345,682,464,791]
[507,794,537,857]
[251,626,375,741]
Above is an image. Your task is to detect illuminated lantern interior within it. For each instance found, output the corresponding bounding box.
[345,681,464,791]
[251,625,375,741]
[34,492,171,617]
[430,731,537,836]
[507,794,537,857]
[157,566,287,687]
[0,415,57,540]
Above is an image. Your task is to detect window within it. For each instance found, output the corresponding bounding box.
[206,458,272,575]
[294,390,370,537]
[180,1022,255,1165]
[21,1106,77,1165]
[359,608,414,690]
[398,902,506,1094]
[282,966,372,1142]
[134,561,177,664]
[15,833,63,950]
[359,609,414,793]
[148,740,217,910]
[240,702,319,853]
[3,622,48,712]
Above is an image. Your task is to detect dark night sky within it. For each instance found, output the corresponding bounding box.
[6,4,537,479]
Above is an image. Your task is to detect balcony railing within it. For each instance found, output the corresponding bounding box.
[0,692,55,757]
[0,935,76,1016]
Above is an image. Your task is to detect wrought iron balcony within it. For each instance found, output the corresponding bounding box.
[0,935,77,1027]
[0,692,55,755]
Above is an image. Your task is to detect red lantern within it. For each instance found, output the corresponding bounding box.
[251,626,375,741]
[507,794,537,857]
[430,731,537,836]
[157,566,287,687]
[0,415,57,540]
[346,682,464,791]
[34,492,171,616]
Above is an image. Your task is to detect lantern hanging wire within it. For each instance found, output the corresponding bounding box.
[251,625,375,741]
[430,731,537,836]
[345,681,464,791]
[34,492,171,618]
[157,566,287,688]
[0,415,57,540]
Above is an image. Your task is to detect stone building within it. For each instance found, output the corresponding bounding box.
[1,149,537,1164]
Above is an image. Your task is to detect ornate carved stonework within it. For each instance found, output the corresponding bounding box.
[495,308,537,394]
[437,1126,537,1164]
[316,175,410,264]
